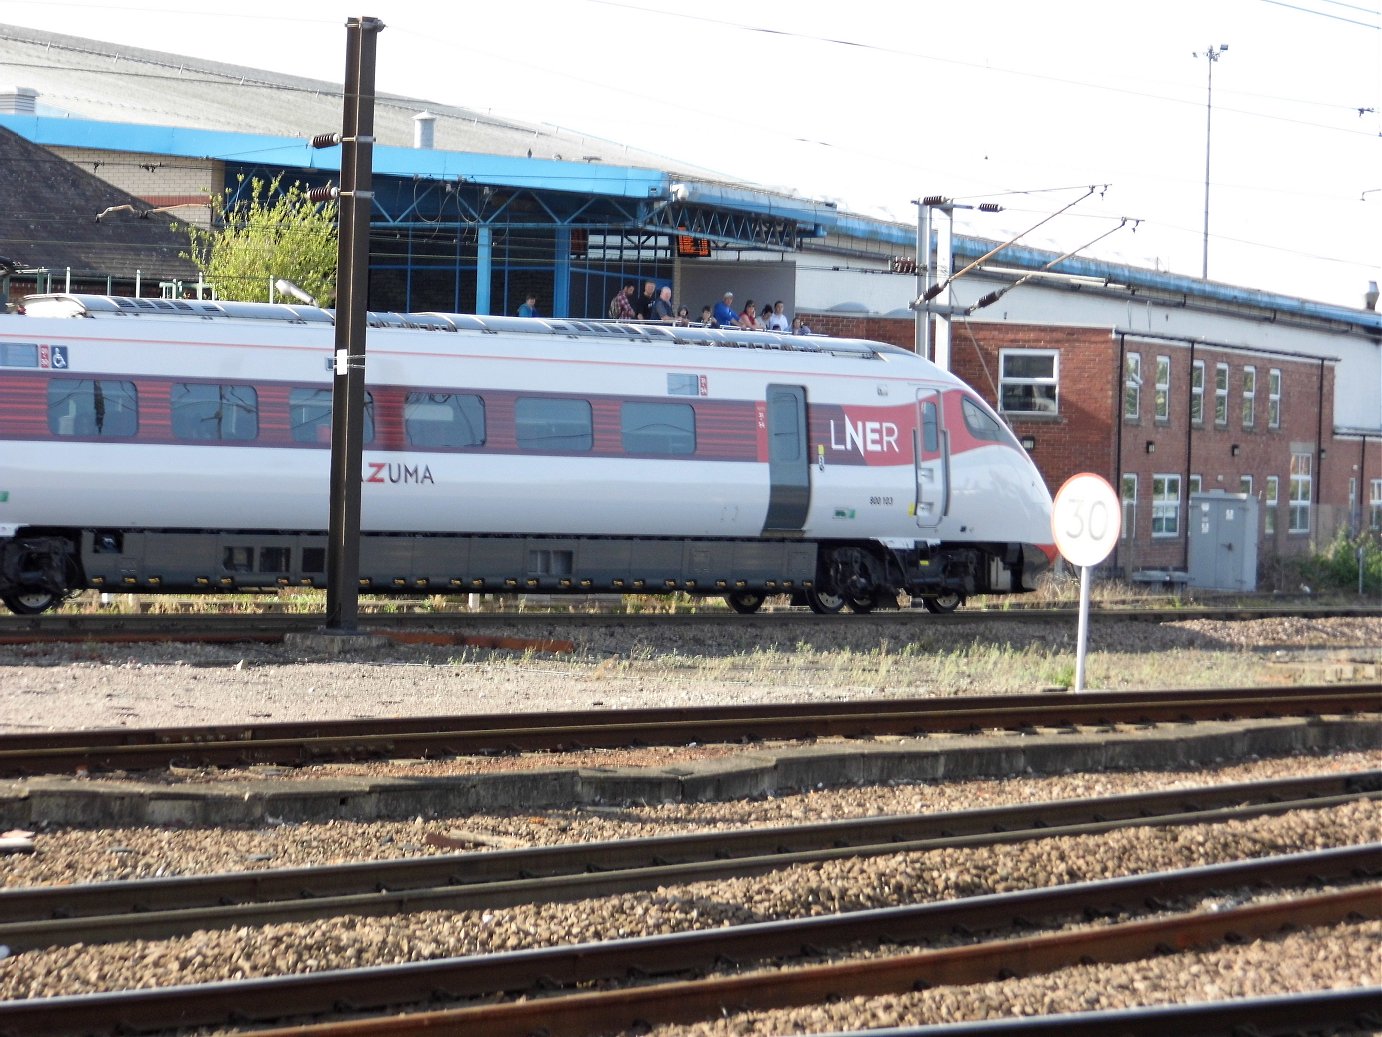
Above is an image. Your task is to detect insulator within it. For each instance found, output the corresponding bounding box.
[309,133,341,150]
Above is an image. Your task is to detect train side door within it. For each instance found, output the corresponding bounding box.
[914,388,948,529]
[763,384,810,533]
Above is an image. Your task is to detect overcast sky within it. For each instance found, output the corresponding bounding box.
[2,0,1378,309]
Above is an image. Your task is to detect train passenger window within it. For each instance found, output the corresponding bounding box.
[171,383,258,441]
[515,397,592,452]
[620,402,695,455]
[404,392,485,448]
[47,379,139,437]
[290,387,375,444]
[961,396,1010,444]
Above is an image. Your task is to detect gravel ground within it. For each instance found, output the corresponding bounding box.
[0,615,1378,732]
[1,799,1376,1003]
[0,613,1377,1032]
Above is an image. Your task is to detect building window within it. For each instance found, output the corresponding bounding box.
[1371,479,1382,530]
[1214,363,1229,427]
[1154,355,1170,421]
[1268,368,1281,428]
[1152,474,1181,537]
[1289,452,1312,533]
[1265,475,1279,535]
[515,397,593,452]
[998,350,1058,415]
[1190,360,1205,425]
[1239,475,1253,497]
[1241,366,1256,429]
[171,383,257,441]
[1121,473,1137,540]
[405,392,484,448]
[47,379,138,437]
[620,401,696,455]
[1124,352,1141,420]
[1188,474,1202,497]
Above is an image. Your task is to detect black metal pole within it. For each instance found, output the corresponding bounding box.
[324,16,384,634]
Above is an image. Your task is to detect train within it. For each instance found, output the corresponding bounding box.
[0,294,1056,616]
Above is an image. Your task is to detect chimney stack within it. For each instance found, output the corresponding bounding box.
[413,111,436,150]
[0,87,38,115]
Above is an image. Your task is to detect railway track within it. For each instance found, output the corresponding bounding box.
[1,772,1374,951]
[0,838,1374,1035]
[0,684,1376,776]
[1,602,1379,644]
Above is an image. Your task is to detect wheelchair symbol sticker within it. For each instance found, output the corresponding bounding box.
[40,344,69,369]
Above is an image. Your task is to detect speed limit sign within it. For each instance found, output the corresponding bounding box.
[1051,473,1121,568]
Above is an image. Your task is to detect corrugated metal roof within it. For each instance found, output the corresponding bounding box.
[0,23,729,180]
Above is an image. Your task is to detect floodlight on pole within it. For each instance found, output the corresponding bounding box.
[1195,43,1228,280]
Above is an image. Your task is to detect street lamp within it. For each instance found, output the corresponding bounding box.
[1195,43,1228,280]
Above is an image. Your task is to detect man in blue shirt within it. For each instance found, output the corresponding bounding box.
[713,291,738,327]
[518,295,538,318]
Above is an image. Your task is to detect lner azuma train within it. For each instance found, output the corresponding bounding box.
[0,294,1056,616]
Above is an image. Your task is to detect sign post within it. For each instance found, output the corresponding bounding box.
[1050,473,1121,692]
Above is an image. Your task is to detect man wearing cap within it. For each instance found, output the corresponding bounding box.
[713,291,738,327]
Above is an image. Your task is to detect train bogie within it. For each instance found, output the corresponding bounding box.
[0,295,1055,615]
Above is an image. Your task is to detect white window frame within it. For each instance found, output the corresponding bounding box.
[1289,452,1311,534]
[1241,365,1256,429]
[1188,474,1203,497]
[1190,360,1205,425]
[1154,355,1171,422]
[1214,363,1229,427]
[1239,475,1253,497]
[1124,352,1141,420]
[1268,368,1281,429]
[1121,473,1137,540]
[1152,474,1181,537]
[1265,475,1279,535]
[1371,478,1382,531]
[998,349,1059,416]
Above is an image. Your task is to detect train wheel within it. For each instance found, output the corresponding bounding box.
[1,590,62,615]
[921,591,964,614]
[848,596,875,614]
[725,591,766,615]
[805,587,848,615]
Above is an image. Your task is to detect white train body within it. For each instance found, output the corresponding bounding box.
[0,294,1055,614]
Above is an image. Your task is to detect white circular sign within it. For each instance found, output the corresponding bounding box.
[1051,473,1122,568]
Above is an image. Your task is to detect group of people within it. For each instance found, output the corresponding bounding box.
[522,281,814,334]
[608,282,812,334]
[608,280,690,324]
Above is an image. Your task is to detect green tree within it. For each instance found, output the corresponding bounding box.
[182,174,337,304]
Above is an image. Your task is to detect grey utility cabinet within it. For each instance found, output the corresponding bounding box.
[1187,492,1259,592]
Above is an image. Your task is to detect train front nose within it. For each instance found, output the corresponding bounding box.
[1021,541,1059,590]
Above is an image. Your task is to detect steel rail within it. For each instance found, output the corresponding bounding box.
[239,884,1382,1037]
[1,685,1376,775]
[0,847,1374,1037]
[0,775,1375,951]
[1,682,1372,752]
[814,988,1382,1036]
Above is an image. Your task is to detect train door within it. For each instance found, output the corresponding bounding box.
[763,384,810,533]
[915,388,948,529]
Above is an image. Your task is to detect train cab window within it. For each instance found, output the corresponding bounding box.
[620,401,696,455]
[404,392,485,448]
[961,396,1011,444]
[171,383,258,441]
[290,387,375,444]
[515,397,592,452]
[47,379,138,437]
